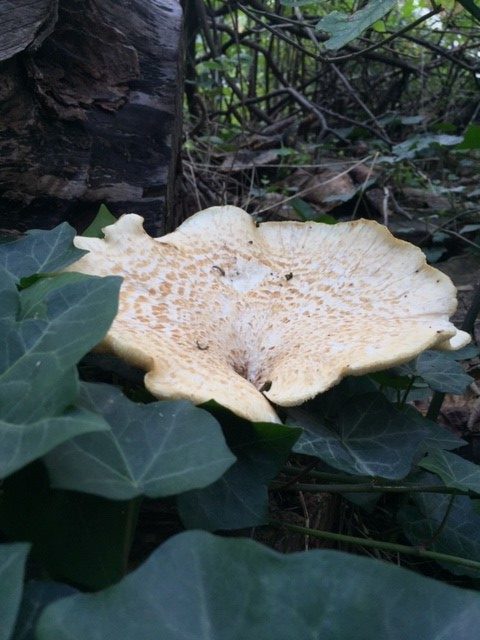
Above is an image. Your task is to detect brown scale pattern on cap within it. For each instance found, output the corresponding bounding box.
[66,206,469,423]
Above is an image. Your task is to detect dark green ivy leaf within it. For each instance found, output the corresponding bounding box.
[82,205,117,238]
[0,543,29,640]
[44,383,235,500]
[316,0,397,50]
[0,224,85,281]
[37,530,480,640]
[399,473,480,578]
[178,404,300,530]
[418,449,480,495]
[0,272,119,478]
[13,582,77,640]
[415,351,472,394]
[0,463,139,590]
[289,391,461,479]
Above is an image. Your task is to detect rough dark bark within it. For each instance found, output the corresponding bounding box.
[0,0,183,235]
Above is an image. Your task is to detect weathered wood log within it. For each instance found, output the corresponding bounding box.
[0,0,183,234]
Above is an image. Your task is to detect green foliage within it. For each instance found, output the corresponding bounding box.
[456,124,480,150]
[13,581,77,640]
[178,407,300,530]
[415,351,473,394]
[456,0,480,22]
[398,349,474,394]
[0,463,141,590]
[0,544,29,640]
[399,474,480,578]
[82,204,117,238]
[44,383,235,500]
[36,531,480,640]
[0,246,120,478]
[316,0,397,50]
[380,134,465,163]
[291,198,339,224]
[0,224,86,281]
[419,449,480,494]
[289,386,462,478]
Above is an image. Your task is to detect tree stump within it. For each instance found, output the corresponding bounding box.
[0,0,183,235]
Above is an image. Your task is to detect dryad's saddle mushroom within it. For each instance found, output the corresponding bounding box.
[67,206,470,423]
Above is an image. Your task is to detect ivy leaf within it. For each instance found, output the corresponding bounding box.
[391,134,464,160]
[399,474,480,578]
[44,383,235,500]
[178,405,300,530]
[418,449,480,494]
[0,271,119,477]
[0,408,109,481]
[0,224,86,281]
[289,391,462,479]
[444,343,479,361]
[316,1,397,50]
[37,530,480,640]
[0,268,19,320]
[415,351,472,394]
[82,205,117,238]
[13,582,77,640]
[1,274,120,420]
[0,463,139,590]
[0,543,29,640]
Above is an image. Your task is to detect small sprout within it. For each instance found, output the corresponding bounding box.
[196,341,209,351]
[285,272,293,281]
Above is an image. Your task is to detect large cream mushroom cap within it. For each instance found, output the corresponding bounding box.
[67,206,470,423]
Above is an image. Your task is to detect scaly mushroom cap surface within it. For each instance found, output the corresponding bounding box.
[67,206,470,423]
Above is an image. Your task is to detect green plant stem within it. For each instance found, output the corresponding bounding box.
[271,482,476,497]
[424,495,455,546]
[269,520,480,572]
[122,497,142,574]
[282,466,371,483]
[281,466,477,494]
[426,391,445,422]
[399,375,416,408]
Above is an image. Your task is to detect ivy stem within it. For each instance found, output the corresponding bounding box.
[271,482,477,497]
[122,497,142,575]
[399,375,416,408]
[269,520,480,572]
[282,466,371,483]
